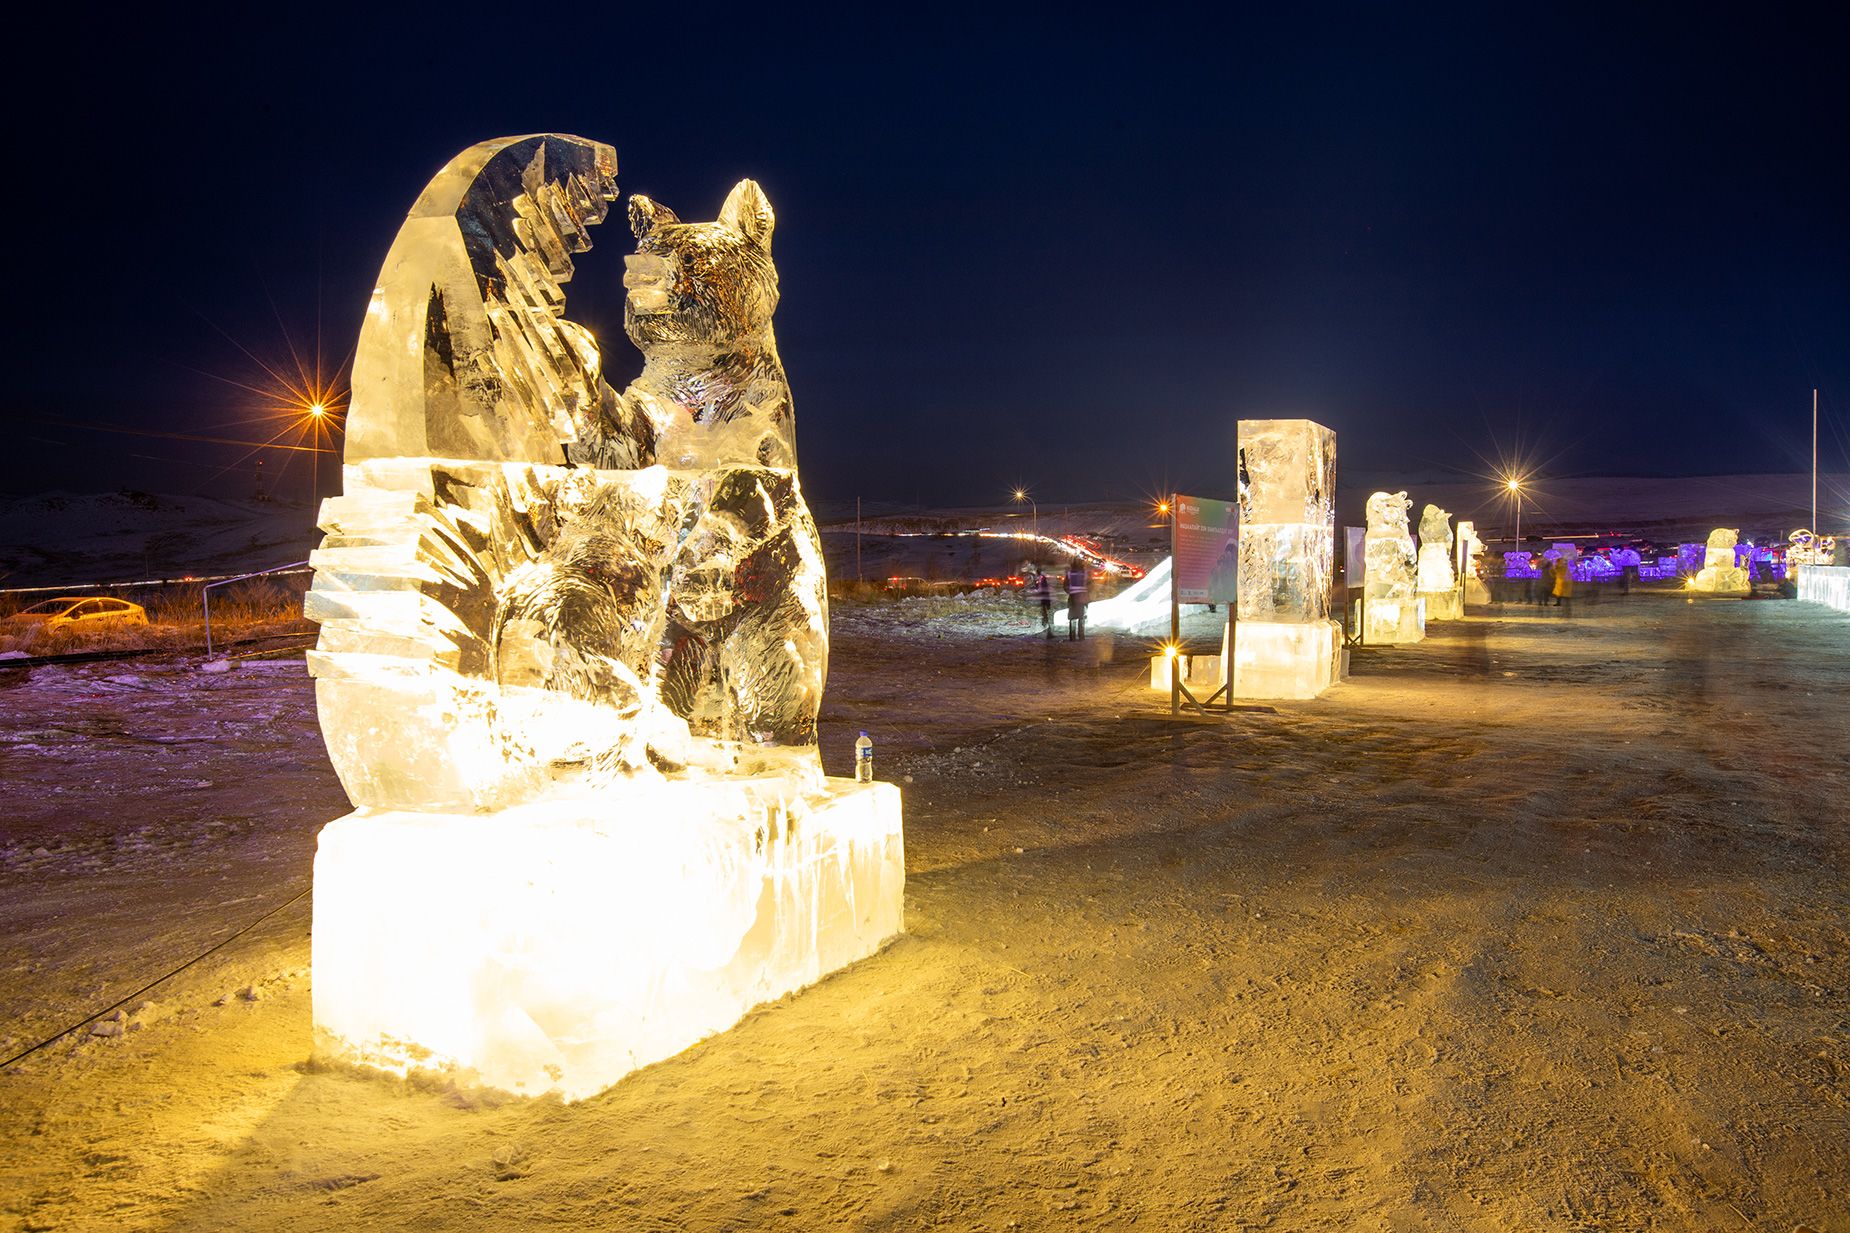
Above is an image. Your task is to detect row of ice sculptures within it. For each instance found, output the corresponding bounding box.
[1361,492,1477,644]
[307,129,1751,1103]
[305,135,903,1100]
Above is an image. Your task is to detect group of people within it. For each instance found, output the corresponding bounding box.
[1026,561,1091,640]
[1476,548,1578,613]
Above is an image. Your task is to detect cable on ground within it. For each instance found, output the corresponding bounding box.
[0,883,311,1071]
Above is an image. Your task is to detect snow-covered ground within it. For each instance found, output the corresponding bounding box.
[2,588,1846,1230]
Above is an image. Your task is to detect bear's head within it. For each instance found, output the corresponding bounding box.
[624,180,778,351]
[1366,491,1411,535]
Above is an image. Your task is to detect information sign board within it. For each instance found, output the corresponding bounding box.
[1173,495,1238,603]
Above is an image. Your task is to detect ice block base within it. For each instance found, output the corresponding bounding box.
[1420,589,1463,621]
[1232,619,1345,700]
[1148,652,1222,692]
[312,776,904,1101]
[1364,598,1426,645]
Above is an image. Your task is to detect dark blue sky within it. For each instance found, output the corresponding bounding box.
[7,4,1846,510]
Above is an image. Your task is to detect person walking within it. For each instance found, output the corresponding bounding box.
[1064,559,1090,641]
[1552,554,1575,616]
[1028,567,1054,638]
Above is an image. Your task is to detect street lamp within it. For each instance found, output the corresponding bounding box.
[1506,477,1524,545]
[1012,488,1039,541]
[306,402,334,505]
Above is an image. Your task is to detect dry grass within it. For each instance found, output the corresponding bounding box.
[0,575,312,657]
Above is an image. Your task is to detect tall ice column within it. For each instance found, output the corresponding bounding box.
[1231,419,1344,699]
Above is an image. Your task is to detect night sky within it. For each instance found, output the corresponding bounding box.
[7,5,1846,512]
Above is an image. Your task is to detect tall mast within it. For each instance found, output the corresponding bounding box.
[1812,388,1819,538]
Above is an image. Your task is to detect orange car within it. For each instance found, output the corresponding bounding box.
[6,596,149,632]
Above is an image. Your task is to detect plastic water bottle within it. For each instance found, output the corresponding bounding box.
[855,732,874,783]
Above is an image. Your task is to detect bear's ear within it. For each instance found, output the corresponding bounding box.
[719,179,774,250]
[629,194,680,239]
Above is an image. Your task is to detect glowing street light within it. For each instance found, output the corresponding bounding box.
[1505,476,1525,545]
[300,396,342,505]
[1012,487,1039,541]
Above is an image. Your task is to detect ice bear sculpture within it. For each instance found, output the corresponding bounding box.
[1690,527,1749,595]
[1416,503,1461,620]
[1363,491,1424,643]
[305,135,903,1100]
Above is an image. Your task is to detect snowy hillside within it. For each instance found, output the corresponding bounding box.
[0,491,318,588]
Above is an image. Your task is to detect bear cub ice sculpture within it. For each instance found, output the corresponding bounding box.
[498,180,827,773]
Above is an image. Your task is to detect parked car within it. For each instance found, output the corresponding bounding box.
[5,597,149,632]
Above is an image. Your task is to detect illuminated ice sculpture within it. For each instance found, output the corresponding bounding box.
[305,135,903,1100]
[1690,527,1749,595]
[1363,491,1425,643]
[1228,419,1343,698]
[1416,503,1462,621]
[1456,520,1489,605]
[1788,527,1839,570]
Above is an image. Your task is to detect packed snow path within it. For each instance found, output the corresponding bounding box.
[1,591,1846,1230]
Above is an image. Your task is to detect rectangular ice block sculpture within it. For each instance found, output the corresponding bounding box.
[313,777,904,1101]
[1233,419,1342,699]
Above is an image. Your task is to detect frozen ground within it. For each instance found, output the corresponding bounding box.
[1,590,1846,1231]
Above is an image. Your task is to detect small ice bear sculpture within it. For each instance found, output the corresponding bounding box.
[1363,491,1424,643]
[1417,503,1461,620]
[1690,527,1749,595]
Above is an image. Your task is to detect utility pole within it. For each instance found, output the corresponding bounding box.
[1812,388,1819,538]
[1168,494,1180,717]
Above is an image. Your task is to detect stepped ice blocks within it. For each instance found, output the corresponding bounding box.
[1416,504,1463,621]
[1363,491,1425,644]
[1231,420,1343,699]
[305,135,903,1100]
[1690,527,1750,595]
